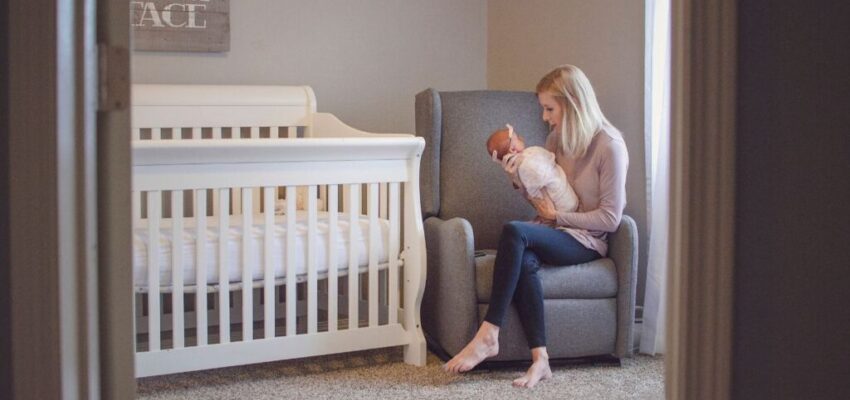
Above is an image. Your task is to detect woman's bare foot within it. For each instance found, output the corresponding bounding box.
[512,347,552,388]
[443,322,500,373]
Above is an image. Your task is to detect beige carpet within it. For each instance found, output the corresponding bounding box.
[138,349,664,399]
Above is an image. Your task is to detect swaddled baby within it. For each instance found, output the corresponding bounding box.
[486,124,579,214]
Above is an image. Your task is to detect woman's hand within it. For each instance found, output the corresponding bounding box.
[530,216,556,227]
[492,150,523,188]
[491,150,520,174]
[528,196,557,223]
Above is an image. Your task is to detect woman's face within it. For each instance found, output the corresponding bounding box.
[538,92,564,133]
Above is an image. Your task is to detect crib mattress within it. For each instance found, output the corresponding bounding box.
[133,211,391,290]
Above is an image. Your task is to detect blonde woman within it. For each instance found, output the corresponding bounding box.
[444,65,629,388]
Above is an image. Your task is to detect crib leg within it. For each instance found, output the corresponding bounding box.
[403,329,427,366]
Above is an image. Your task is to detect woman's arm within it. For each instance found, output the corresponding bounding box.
[554,139,628,232]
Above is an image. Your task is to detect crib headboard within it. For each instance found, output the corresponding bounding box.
[132,84,317,139]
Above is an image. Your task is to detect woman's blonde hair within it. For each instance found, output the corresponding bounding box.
[536,64,611,158]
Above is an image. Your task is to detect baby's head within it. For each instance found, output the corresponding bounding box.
[486,125,526,160]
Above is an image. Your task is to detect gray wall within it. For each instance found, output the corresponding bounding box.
[733,1,850,399]
[487,0,649,305]
[132,0,488,134]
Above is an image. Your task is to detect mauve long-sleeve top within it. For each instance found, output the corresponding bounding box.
[545,125,629,257]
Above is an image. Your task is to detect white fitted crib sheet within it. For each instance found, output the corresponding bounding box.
[133,211,390,289]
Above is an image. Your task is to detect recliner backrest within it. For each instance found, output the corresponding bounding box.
[415,89,551,250]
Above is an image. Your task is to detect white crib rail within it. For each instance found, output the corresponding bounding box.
[147,191,161,351]
[195,190,208,346]
[217,188,230,344]
[347,184,360,329]
[327,185,339,333]
[131,136,425,377]
[284,185,297,337]
[130,84,425,377]
[263,186,275,339]
[171,190,185,348]
[132,85,316,131]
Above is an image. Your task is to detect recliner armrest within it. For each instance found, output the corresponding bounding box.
[608,214,639,357]
[421,216,479,357]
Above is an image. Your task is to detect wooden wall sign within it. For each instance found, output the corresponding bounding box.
[131,0,230,52]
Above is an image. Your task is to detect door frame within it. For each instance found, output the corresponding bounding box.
[667,0,736,398]
[2,0,133,398]
[97,0,135,399]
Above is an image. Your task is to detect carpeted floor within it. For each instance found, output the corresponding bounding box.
[137,349,664,399]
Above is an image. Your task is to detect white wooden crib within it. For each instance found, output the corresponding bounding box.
[131,84,426,377]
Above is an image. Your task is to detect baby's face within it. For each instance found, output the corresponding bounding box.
[510,136,526,153]
[487,129,526,160]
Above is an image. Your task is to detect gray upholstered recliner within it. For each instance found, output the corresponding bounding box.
[415,88,638,364]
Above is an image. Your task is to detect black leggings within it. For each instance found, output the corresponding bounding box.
[483,221,601,349]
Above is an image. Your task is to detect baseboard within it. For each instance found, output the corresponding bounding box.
[425,332,621,371]
[476,355,621,371]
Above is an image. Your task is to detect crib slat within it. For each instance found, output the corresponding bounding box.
[379,183,388,219]
[147,191,161,351]
[388,183,400,325]
[195,190,208,346]
[307,185,318,334]
[287,126,296,138]
[172,191,185,348]
[213,127,222,140]
[263,187,275,338]
[190,127,199,140]
[348,184,360,329]
[152,128,162,141]
[218,189,230,344]
[133,128,141,141]
[241,188,253,341]
[327,185,339,332]
[368,183,379,327]
[285,186,297,336]
[250,126,259,139]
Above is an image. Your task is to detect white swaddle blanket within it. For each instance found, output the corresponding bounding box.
[515,146,579,212]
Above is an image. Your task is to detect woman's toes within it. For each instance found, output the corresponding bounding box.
[512,361,552,388]
[443,337,498,374]
[444,361,458,374]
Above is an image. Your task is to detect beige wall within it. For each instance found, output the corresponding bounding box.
[488,0,649,304]
[132,0,488,133]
